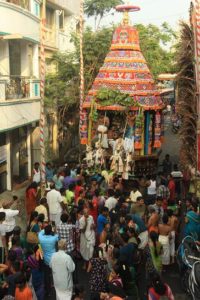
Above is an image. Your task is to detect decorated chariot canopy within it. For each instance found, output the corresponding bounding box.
[83,4,164,111]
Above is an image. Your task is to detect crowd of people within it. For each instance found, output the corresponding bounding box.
[0,155,199,300]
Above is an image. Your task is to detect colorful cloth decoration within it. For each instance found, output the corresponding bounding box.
[161,112,165,143]
[154,111,162,148]
[134,109,143,150]
[80,109,88,144]
[148,115,153,155]
[83,23,163,111]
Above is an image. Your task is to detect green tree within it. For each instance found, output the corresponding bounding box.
[135,23,177,78]
[45,26,114,156]
[45,26,113,109]
[84,0,122,29]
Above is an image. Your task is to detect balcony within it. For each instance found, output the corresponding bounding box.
[48,0,80,14]
[0,76,40,101]
[44,27,57,48]
[0,0,40,43]
[0,76,40,132]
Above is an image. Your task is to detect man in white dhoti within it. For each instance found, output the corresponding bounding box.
[168,209,178,264]
[158,214,171,267]
[50,239,75,300]
[79,208,95,268]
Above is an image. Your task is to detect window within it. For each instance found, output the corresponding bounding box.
[9,41,21,76]
[59,10,64,30]
[34,2,39,17]
[46,7,54,28]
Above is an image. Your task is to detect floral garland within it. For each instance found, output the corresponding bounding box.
[96,88,140,108]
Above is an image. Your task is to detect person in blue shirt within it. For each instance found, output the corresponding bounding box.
[131,214,147,233]
[38,225,58,297]
[97,207,109,235]
[45,162,54,182]
[119,232,136,266]
[184,207,200,240]
[126,214,148,249]
[125,214,146,233]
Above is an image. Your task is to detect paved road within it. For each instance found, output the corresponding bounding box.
[159,113,180,165]
[47,261,187,300]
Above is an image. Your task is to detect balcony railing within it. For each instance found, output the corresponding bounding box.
[0,76,40,101]
[6,76,30,99]
[6,0,29,10]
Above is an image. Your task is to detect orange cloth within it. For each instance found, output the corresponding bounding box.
[148,226,159,234]
[26,188,37,217]
[168,179,176,201]
[15,285,33,300]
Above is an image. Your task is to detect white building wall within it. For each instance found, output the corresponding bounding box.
[45,0,80,53]
[58,15,77,52]
[0,1,41,192]
[48,0,80,14]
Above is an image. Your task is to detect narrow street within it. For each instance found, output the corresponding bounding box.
[159,113,181,165]
[155,114,186,299]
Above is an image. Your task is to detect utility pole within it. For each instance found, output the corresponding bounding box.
[40,0,46,195]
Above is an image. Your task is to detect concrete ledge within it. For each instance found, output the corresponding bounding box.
[0,98,41,105]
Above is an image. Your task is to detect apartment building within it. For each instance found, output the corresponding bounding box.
[0,0,80,192]
[45,0,80,73]
[43,0,80,155]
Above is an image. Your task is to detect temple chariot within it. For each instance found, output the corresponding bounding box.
[80,4,164,178]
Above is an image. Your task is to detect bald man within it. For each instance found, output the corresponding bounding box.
[50,239,75,300]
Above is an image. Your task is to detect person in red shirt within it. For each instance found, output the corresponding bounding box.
[75,180,84,204]
[87,193,98,225]
[148,274,174,300]
[25,182,38,219]
[168,174,176,203]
